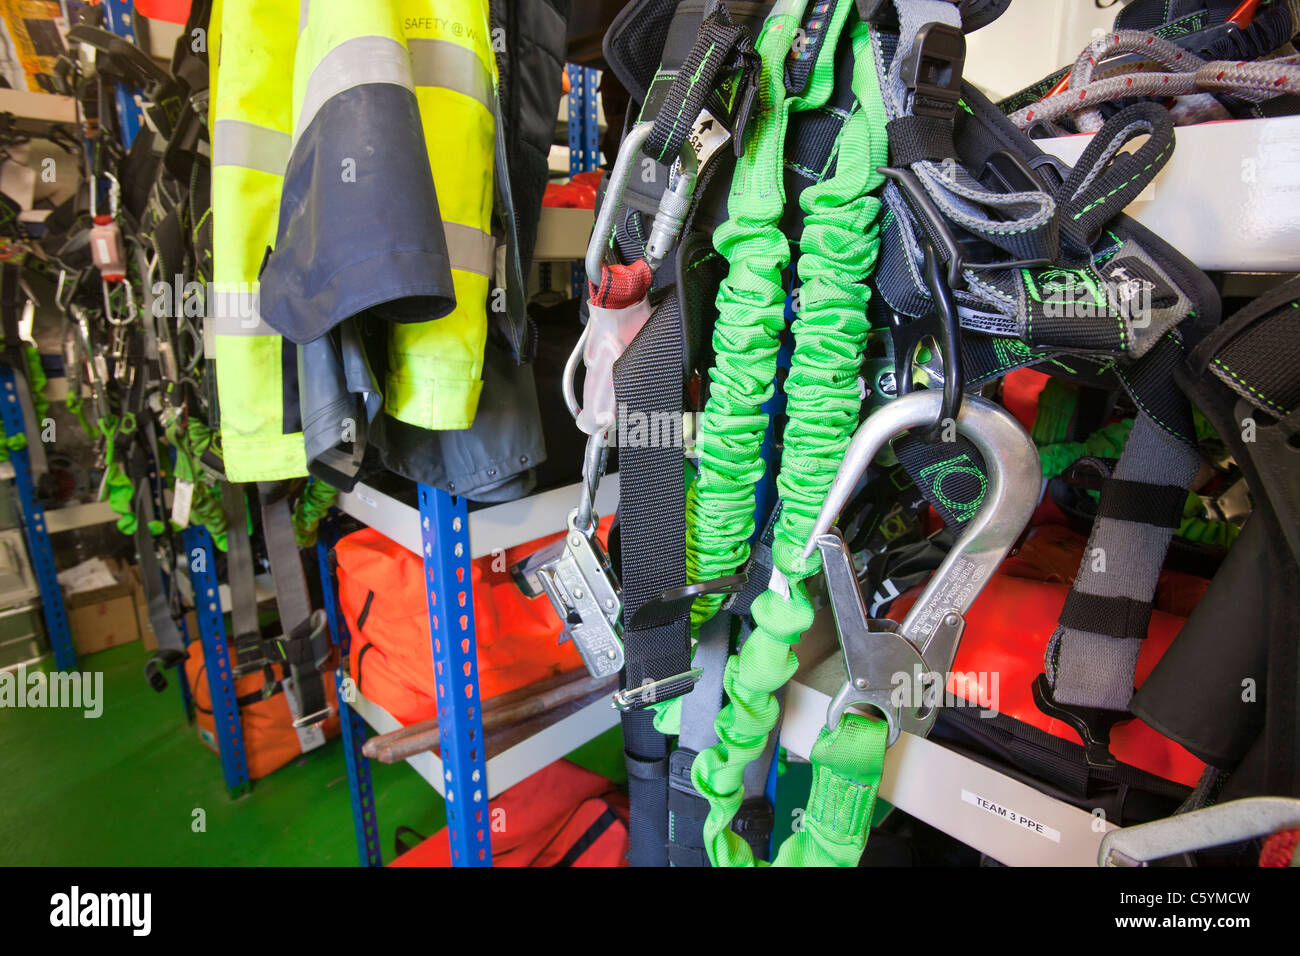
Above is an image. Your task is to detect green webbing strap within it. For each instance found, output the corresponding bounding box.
[293,478,338,547]
[689,7,892,867]
[0,346,51,459]
[773,713,886,866]
[99,414,152,536]
[166,414,230,551]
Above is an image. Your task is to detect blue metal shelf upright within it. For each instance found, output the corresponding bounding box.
[316,520,383,867]
[319,483,496,866]
[0,365,76,671]
[566,63,600,298]
[183,524,250,798]
[100,0,146,147]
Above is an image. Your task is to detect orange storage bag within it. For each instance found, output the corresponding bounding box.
[185,641,340,780]
[389,759,629,867]
[335,519,613,719]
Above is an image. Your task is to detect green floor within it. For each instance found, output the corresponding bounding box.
[0,642,625,866]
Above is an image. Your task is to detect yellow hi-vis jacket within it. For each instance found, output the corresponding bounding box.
[256,0,497,431]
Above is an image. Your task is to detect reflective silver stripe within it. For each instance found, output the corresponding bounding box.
[209,289,277,337]
[212,120,291,176]
[299,0,309,35]
[408,38,493,111]
[444,223,496,278]
[295,35,414,147]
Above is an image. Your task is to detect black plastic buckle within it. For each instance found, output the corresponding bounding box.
[1032,675,1127,770]
[889,238,964,440]
[730,51,762,158]
[143,648,186,693]
[668,747,703,797]
[879,164,967,291]
[900,22,965,121]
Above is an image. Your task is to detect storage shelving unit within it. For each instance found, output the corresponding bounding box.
[320,475,623,867]
[0,364,76,671]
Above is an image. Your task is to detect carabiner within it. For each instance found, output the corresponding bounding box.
[566,123,699,433]
[103,277,137,326]
[584,122,700,286]
[804,391,1041,744]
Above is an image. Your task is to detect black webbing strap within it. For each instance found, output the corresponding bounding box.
[553,804,622,867]
[128,443,185,659]
[1054,104,1175,263]
[220,481,264,665]
[1057,591,1153,643]
[1176,280,1300,796]
[1094,477,1186,529]
[1197,276,1300,421]
[643,6,758,166]
[611,295,692,867]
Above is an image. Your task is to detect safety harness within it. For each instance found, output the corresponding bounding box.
[568,0,1234,867]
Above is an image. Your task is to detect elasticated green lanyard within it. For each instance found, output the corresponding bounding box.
[686,6,891,867]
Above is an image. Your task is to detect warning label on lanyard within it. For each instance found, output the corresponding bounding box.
[687,108,731,171]
[961,789,1062,843]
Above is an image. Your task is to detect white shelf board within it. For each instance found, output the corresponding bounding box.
[336,474,620,560]
[350,686,620,800]
[43,501,117,533]
[1038,115,1300,273]
[0,89,77,124]
[534,206,594,262]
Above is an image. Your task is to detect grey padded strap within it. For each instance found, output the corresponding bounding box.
[1045,411,1200,711]
[221,482,262,646]
[257,482,312,636]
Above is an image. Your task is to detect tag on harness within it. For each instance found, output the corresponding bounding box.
[170,479,194,528]
[686,108,731,171]
[282,676,328,754]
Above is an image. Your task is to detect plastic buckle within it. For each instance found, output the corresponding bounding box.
[900,21,965,121]
[1031,675,1127,770]
[889,238,964,439]
[667,746,701,797]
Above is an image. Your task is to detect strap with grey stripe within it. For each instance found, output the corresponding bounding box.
[1043,411,1199,717]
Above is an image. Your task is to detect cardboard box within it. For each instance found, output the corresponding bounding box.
[65,561,140,657]
[127,564,198,653]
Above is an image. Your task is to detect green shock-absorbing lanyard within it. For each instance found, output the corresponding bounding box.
[685,2,892,867]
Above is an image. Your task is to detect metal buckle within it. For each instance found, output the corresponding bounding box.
[612,667,704,712]
[804,391,1041,743]
[510,508,625,680]
[292,707,333,729]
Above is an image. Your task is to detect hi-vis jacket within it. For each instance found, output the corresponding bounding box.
[209,0,308,481]
[210,0,499,482]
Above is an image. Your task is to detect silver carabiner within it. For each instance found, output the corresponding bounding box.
[583,122,699,286]
[566,123,701,427]
[102,276,137,326]
[804,391,1041,744]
